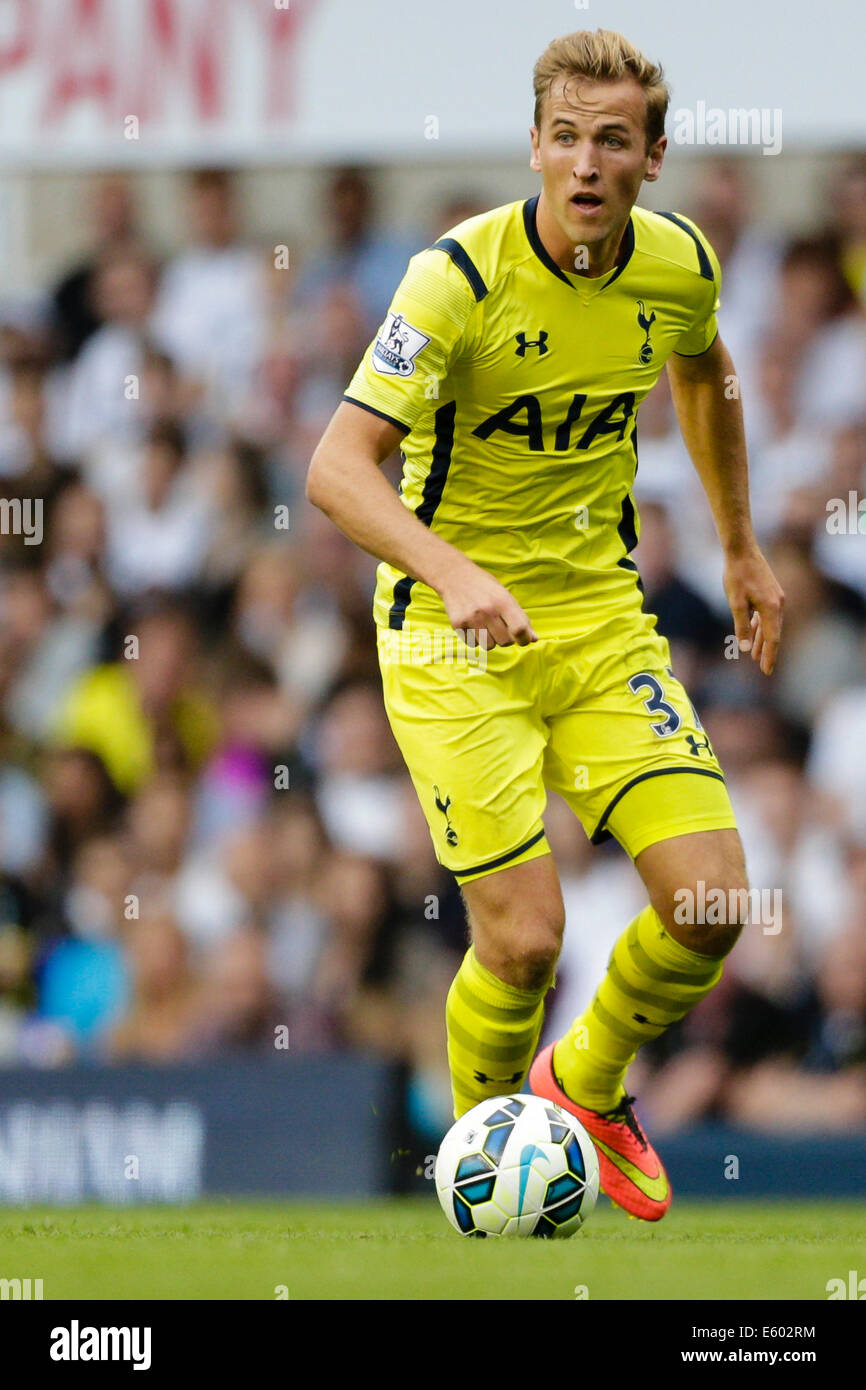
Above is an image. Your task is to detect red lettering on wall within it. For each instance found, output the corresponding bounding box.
[0,0,35,78]
[41,0,115,125]
[138,0,227,123]
[262,0,318,121]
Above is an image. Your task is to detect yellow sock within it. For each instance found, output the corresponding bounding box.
[445,946,549,1119]
[553,905,725,1113]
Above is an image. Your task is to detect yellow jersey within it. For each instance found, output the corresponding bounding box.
[343,195,721,638]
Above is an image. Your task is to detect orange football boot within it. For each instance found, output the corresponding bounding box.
[529,1042,672,1221]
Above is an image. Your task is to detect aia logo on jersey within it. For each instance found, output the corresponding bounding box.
[372,311,430,377]
[636,300,657,363]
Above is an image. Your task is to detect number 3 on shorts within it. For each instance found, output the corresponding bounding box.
[627,671,682,738]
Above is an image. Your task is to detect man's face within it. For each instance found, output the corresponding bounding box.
[190,184,235,247]
[530,74,665,250]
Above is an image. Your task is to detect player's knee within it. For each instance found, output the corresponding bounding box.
[506,932,562,991]
[491,907,564,991]
[662,873,750,957]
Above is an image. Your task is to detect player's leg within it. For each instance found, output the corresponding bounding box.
[446,852,564,1117]
[553,824,747,1115]
[377,627,555,1119]
[532,628,742,1217]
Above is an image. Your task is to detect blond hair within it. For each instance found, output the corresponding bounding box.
[533,29,669,147]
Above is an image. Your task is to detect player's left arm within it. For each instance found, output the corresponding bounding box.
[666,333,784,676]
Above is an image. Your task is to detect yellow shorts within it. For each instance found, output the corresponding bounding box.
[378,616,738,882]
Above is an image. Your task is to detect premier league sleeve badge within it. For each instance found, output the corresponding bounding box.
[372,311,431,377]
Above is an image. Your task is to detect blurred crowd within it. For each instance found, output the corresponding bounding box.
[0,159,864,1142]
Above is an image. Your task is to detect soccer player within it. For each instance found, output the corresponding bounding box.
[306,29,784,1221]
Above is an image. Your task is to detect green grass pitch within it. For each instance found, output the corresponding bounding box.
[1,1198,862,1300]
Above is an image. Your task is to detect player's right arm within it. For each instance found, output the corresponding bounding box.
[306,244,536,647]
[306,401,536,647]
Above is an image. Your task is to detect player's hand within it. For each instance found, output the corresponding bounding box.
[438,562,538,648]
[723,544,785,676]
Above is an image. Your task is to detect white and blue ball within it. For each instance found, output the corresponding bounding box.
[435,1093,599,1237]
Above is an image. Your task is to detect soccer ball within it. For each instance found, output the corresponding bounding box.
[435,1093,599,1237]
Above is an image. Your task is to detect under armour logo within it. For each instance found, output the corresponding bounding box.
[686,734,712,757]
[515,330,549,357]
[473,1069,524,1086]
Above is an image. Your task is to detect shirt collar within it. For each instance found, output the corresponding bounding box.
[522,194,635,293]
